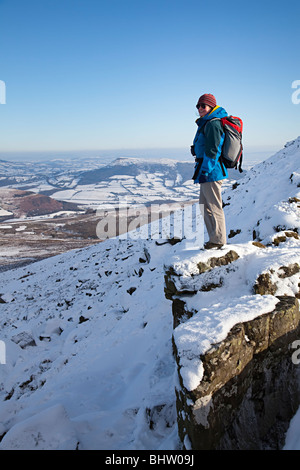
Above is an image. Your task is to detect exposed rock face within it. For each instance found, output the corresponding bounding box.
[174,296,300,450]
[196,250,239,274]
[165,247,300,450]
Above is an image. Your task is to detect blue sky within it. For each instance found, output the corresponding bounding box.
[0,0,300,156]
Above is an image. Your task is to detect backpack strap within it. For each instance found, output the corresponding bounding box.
[220,157,226,177]
[238,145,243,173]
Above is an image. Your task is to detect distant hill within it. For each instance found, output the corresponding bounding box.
[0,189,80,219]
[78,158,194,185]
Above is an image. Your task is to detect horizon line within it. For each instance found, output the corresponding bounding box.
[0,144,280,154]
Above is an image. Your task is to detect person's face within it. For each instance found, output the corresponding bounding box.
[197,103,212,117]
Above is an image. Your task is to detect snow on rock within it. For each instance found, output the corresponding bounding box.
[173,295,280,391]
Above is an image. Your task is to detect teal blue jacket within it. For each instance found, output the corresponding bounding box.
[192,106,228,183]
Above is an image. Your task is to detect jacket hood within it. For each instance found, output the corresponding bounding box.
[195,105,228,127]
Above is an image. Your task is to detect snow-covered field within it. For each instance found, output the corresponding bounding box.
[0,138,299,450]
[0,155,243,210]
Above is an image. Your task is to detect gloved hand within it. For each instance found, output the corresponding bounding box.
[190,145,196,156]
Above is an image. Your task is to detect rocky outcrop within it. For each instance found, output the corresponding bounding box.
[164,250,240,328]
[165,247,300,450]
[174,296,300,450]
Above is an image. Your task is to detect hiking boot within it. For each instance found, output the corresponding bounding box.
[203,241,224,250]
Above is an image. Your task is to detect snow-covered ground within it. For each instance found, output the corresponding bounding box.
[0,238,180,450]
[0,138,299,450]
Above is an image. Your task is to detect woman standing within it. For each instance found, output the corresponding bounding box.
[192,93,228,249]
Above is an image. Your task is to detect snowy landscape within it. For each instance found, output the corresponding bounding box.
[0,137,299,450]
[0,156,245,270]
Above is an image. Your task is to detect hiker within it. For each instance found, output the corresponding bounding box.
[191,93,228,249]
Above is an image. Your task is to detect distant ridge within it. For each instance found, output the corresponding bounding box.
[78,158,194,185]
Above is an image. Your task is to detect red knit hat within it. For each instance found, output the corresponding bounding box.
[196,93,217,109]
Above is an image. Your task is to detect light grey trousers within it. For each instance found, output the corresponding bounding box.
[199,180,227,245]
